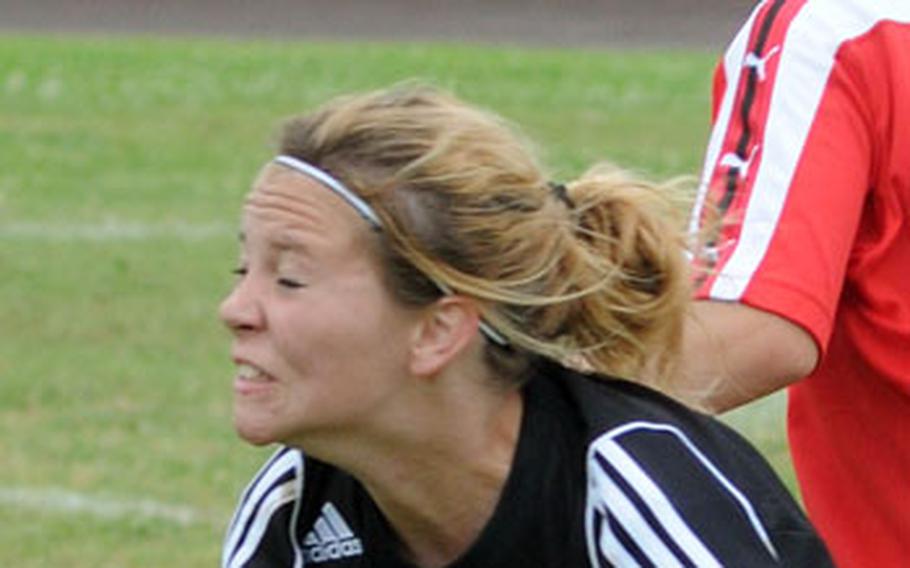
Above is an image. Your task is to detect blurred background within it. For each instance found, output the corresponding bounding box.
[1,2,789,567]
[1,0,755,47]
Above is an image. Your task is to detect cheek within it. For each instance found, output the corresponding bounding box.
[269,310,318,372]
[268,299,363,375]
[266,276,417,379]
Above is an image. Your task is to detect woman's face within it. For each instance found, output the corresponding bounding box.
[219,164,421,447]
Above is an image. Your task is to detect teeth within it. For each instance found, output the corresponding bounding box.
[237,363,268,382]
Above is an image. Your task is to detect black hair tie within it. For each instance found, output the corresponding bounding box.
[548,182,575,209]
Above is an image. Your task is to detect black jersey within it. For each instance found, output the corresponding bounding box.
[222,359,832,567]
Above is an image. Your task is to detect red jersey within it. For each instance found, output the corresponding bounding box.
[691,1,910,566]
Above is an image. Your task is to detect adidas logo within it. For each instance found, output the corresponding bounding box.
[303,502,364,564]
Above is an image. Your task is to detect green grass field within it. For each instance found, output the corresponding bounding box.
[0,35,792,566]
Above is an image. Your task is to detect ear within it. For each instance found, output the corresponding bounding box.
[409,296,483,378]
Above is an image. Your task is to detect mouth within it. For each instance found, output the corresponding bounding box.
[233,361,277,395]
[236,362,272,381]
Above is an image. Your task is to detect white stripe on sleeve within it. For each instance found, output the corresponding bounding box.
[227,479,299,568]
[596,439,724,567]
[289,455,305,568]
[225,447,293,537]
[708,0,910,300]
[688,0,764,238]
[222,448,302,566]
[588,508,644,568]
[589,421,778,562]
[586,458,687,567]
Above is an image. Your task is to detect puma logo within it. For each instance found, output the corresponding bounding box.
[719,145,760,180]
[743,45,781,81]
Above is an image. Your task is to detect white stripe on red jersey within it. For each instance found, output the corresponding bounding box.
[691,0,910,301]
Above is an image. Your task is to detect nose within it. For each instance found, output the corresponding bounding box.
[219,277,264,333]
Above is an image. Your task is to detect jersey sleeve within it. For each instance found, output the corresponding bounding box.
[222,447,305,568]
[583,421,832,567]
[690,0,874,353]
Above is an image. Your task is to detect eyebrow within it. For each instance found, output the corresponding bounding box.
[271,231,313,253]
[235,229,312,256]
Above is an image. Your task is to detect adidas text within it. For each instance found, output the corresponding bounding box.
[304,538,363,563]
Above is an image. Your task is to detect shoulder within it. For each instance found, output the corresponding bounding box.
[729,0,910,100]
[711,0,910,136]
[558,372,832,566]
[222,446,308,568]
[583,416,833,566]
[554,362,709,434]
[728,0,910,54]
[585,424,777,566]
[535,360,764,469]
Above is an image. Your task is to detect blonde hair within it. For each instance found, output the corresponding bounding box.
[278,84,691,386]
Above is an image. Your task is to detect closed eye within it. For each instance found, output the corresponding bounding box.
[277,277,306,289]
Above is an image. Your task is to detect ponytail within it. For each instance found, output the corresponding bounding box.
[558,164,691,383]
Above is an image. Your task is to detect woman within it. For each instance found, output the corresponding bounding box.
[220,84,831,567]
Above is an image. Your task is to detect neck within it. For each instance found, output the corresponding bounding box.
[303,379,524,568]
[369,387,523,567]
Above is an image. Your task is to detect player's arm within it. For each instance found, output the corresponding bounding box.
[662,3,874,413]
[672,301,818,413]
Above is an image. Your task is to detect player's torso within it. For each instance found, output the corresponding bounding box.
[786,6,910,566]
[837,16,910,380]
[290,464,588,568]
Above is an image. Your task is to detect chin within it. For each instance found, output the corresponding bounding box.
[233,415,281,447]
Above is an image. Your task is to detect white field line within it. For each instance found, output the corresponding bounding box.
[0,220,233,241]
[0,485,221,527]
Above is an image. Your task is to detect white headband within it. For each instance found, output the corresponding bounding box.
[273,154,382,228]
[272,154,509,347]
